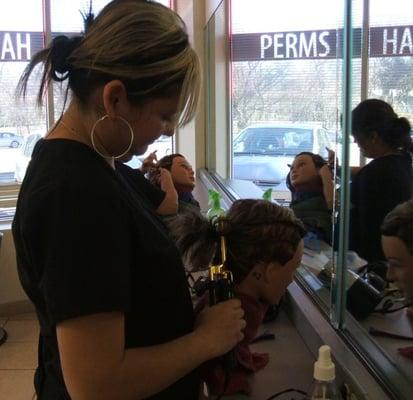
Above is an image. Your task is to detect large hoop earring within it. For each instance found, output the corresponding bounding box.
[90,115,134,159]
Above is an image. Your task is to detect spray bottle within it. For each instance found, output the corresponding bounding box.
[306,345,342,400]
[207,189,225,220]
[262,188,273,202]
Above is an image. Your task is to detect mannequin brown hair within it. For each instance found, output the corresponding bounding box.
[169,199,306,284]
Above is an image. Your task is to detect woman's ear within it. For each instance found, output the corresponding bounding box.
[102,80,129,118]
[262,262,277,284]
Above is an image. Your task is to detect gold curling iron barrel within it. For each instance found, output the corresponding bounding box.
[208,232,235,305]
[208,229,237,371]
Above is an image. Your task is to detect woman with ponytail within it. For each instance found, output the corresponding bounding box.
[344,99,412,262]
[12,2,245,399]
[169,199,306,395]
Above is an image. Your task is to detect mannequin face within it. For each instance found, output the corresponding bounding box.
[170,156,195,189]
[240,240,304,305]
[382,235,413,301]
[290,155,319,189]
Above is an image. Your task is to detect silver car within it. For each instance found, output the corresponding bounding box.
[233,123,332,185]
[0,132,23,148]
[14,134,43,182]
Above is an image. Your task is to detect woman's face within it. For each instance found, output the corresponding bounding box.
[95,86,179,158]
[128,96,179,155]
[170,156,195,189]
[352,132,377,159]
[262,239,304,304]
[382,235,413,301]
[290,154,319,188]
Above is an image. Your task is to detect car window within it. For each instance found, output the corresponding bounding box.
[234,127,313,156]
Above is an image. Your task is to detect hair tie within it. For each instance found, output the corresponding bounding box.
[50,35,82,81]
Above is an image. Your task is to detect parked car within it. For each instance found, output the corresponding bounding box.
[0,132,23,148]
[14,133,43,182]
[233,123,332,185]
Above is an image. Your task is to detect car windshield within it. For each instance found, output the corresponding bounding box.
[233,127,313,156]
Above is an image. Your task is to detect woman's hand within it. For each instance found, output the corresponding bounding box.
[140,150,158,174]
[318,164,333,180]
[326,147,338,169]
[194,299,245,358]
[156,168,178,215]
[319,164,335,210]
[158,168,174,191]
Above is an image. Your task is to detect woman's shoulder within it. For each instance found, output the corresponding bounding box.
[362,152,412,173]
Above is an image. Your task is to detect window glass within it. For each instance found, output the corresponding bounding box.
[228,0,349,313]
[230,0,349,203]
[0,0,175,186]
[368,0,413,118]
[0,0,45,185]
[342,1,413,396]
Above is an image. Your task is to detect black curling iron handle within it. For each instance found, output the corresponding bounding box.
[209,278,238,370]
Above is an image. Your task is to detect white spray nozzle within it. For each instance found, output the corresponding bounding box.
[314,345,335,382]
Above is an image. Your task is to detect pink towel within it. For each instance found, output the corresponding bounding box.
[204,293,270,395]
[398,346,413,360]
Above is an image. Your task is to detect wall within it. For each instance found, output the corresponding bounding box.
[174,0,206,171]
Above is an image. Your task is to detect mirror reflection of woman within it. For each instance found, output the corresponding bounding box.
[329,99,413,263]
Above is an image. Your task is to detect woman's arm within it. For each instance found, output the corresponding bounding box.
[326,147,362,178]
[318,165,334,210]
[57,300,245,400]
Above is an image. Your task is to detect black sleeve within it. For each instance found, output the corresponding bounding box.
[116,163,166,210]
[353,161,408,261]
[27,177,133,325]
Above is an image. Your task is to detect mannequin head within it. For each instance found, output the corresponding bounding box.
[381,200,413,301]
[287,152,327,194]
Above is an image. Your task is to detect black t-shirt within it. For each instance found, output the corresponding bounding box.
[349,152,413,262]
[12,139,199,399]
[115,161,166,211]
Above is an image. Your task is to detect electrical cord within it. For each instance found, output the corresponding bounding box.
[264,388,307,399]
[374,300,413,314]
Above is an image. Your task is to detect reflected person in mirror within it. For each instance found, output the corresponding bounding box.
[328,99,413,263]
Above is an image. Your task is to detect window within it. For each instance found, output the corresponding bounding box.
[0,0,45,186]
[0,0,174,197]
[229,0,352,190]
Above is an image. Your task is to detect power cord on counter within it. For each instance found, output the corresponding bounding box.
[264,388,307,400]
[374,300,413,314]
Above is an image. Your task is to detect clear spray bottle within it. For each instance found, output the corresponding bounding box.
[306,345,343,400]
